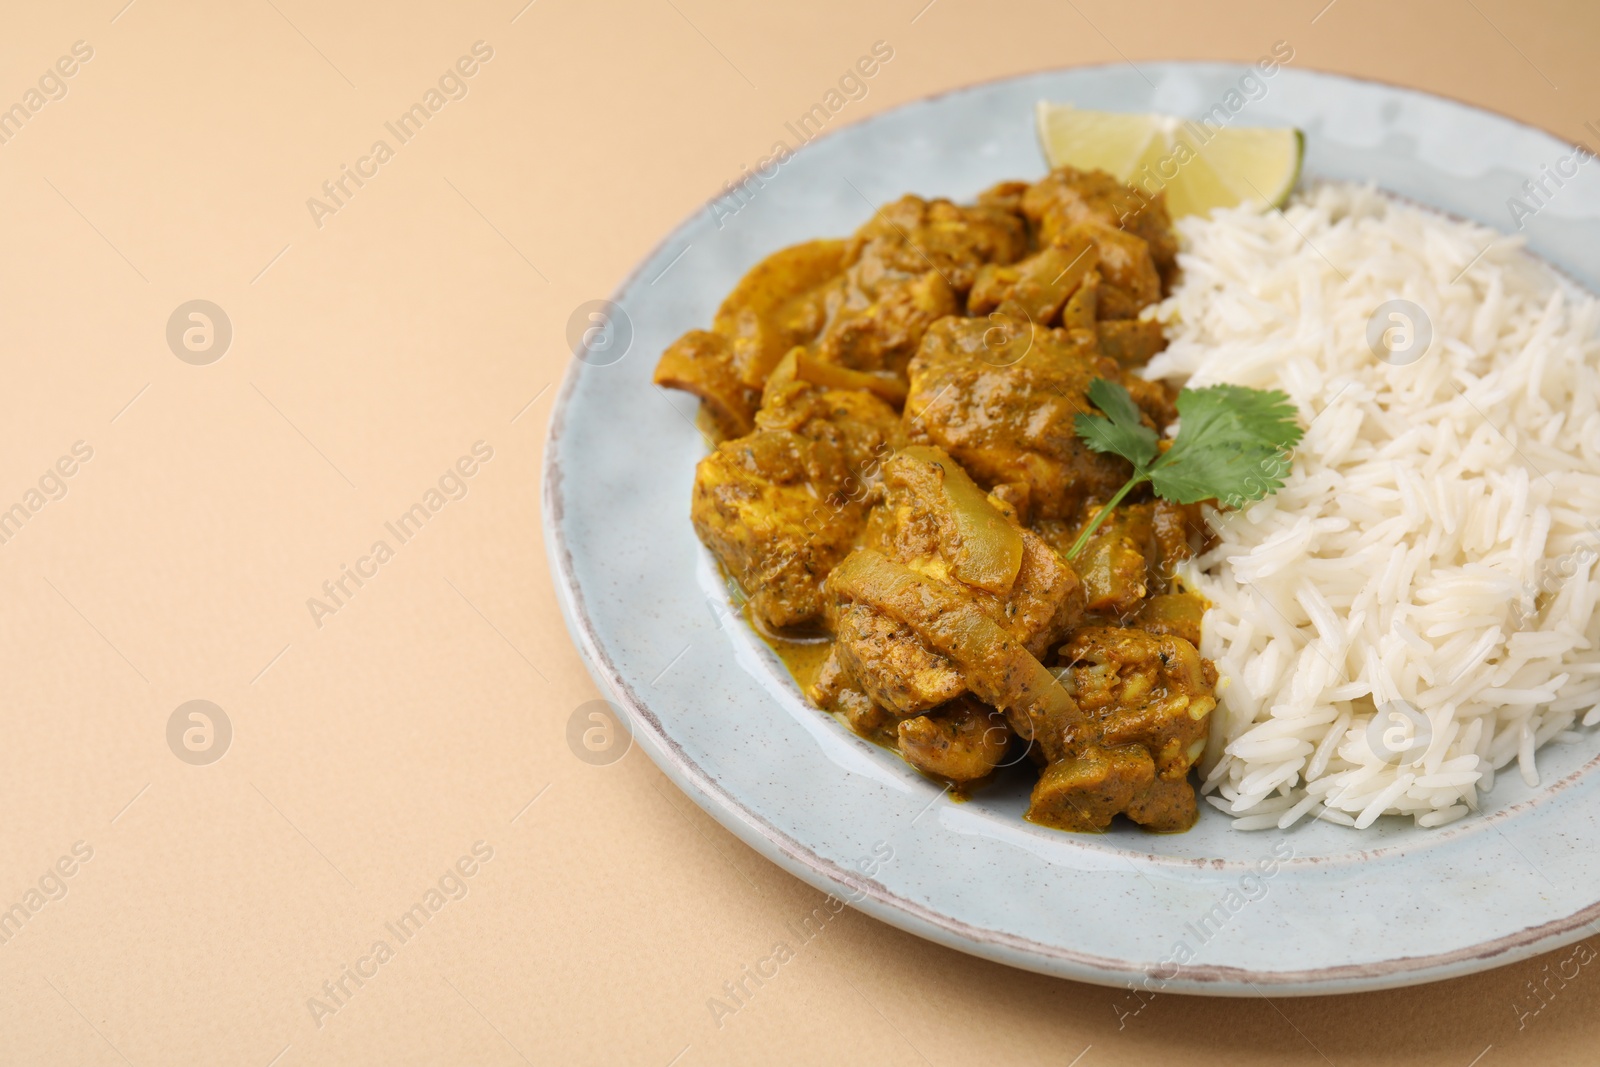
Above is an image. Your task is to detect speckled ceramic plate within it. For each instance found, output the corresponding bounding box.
[544,63,1600,995]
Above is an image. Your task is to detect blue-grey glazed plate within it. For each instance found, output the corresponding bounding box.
[543,64,1600,995]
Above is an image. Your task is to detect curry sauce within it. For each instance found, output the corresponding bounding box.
[663,166,1220,833]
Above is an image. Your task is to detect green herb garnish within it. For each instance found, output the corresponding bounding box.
[1065,379,1303,560]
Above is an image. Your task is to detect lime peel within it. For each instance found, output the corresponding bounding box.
[1037,103,1303,218]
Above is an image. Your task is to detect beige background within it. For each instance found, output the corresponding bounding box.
[2,0,1597,1063]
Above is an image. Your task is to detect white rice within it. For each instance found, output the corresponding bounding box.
[1145,182,1600,830]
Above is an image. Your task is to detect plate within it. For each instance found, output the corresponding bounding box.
[543,63,1600,995]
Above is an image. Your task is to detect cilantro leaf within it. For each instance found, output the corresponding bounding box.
[1065,378,1303,559]
[1149,384,1303,505]
[1074,379,1159,470]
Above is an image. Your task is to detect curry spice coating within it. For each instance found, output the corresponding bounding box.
[658,166,1220,833]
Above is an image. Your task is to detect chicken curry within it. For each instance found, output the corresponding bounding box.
[654,166,1218,833]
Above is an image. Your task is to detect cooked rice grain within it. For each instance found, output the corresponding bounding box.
[1146,182,1600,830]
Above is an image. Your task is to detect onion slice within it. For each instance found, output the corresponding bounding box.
[897,445,1024,596]
[828,549,1080,748]
[782,347,909,406]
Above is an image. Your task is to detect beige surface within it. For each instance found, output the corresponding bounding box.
[3,0,1598,1063]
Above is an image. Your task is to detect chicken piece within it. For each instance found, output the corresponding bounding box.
[1035,499,1203,619]
[1065,626,1216,775]
[1020,167,1178,286]
[1062,270,1099,331]
[1028,744,1156,832]
[1067,227,1162,320]
[1047,501,1155,618]
[755,373,906,477]
[824,562,1068,779]
[843,194,1028,296]
[691,375,902,631]
[810,647,896,741]
[905,315,1176,521]
[816,270,957,377]
[814,195,1027,376]
[877,449,1082,656]
[654,239,846,438]
[1097,318,1168,369]
[1124,775,1199,831]
[828,447,1084,718]
[835,602,966,715]
[1022,167,1178,320]
[827,550,1084,742]
[692,430,863,630]
[1045,496,1203,612]
[716,238,847,381]
[654,330,757,439]
[1025,626,1217,832]
[967,239,1099,326]
[975,179,1032,216]
[987,481,1031,521]
[897,696,1011,782]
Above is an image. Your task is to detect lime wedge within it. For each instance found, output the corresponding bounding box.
[1036,102,1303,218]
